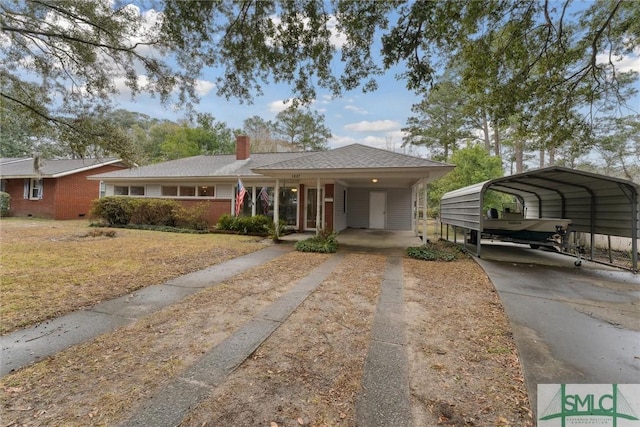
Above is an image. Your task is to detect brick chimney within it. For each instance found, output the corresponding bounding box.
[236,135,250,160]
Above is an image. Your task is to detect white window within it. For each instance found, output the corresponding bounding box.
[23,178,43,200]
[179,186,196,197]
[114,186,129,195]
[161,186,178,196]
[198,185,214,197]
[161,185,214,198]
[130,186,145,196]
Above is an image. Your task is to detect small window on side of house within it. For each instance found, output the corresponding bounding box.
[162,186,178,196]
[198,185,214,197]
[130,186,145,196]
[180,186,196,197]
[30,178,43,200]
[114,186,129,196]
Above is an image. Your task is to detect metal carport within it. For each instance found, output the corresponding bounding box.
[439,166,639,272]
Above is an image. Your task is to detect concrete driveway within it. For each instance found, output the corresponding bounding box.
[473,242,640,414]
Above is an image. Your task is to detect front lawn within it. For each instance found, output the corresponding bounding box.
[0,219,266,334]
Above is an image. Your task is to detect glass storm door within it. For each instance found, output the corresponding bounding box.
[305,187,323,230]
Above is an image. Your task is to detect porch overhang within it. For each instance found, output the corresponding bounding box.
[251,166,454,188]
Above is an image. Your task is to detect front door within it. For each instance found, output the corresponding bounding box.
[305,187,324,230]
[369,191,386,229]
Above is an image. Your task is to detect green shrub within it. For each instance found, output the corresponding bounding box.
[175,203,209,231]
[216,214,271,235]
[0,192,10,217]
[129,199,180,226]
[406,239,466,261]
[92,197,209,231]
[267,219,287,241]
[91,196,134,225]
[295,230,338,253]
[217,214,235,230]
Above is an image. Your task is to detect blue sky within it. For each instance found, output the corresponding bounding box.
[114,53,426,154]
[112,4,640,156]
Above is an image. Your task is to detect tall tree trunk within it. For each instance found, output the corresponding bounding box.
[482,113,491,153]
[549,146,555,166]
[493,118,501,157]
[539,147,545,168]
[515,140,524,173]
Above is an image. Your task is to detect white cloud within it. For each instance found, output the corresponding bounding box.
[344,120,401,132]
[612,54,640,73]
[596,49,640,73]
[319,94,334,104]
[268,99,295,113]
[345,105,369,115]
[268,98,318,113]
[326,15,348,49]
[195,80,216,96]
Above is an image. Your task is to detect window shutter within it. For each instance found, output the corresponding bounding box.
[37,179,43,199]
[23,179,29,199]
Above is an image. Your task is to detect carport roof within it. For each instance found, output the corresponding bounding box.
[443,167,639,202]
[440,166,639,270]
[443,166,639,237]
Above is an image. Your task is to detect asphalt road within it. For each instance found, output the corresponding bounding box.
[473,242,640,415]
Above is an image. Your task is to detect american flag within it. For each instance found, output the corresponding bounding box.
[258,186,270,214]
[235,178,247,216]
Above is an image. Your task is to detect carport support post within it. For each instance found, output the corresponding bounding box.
[274,179,280,239]
[316,178,321,234]
[411,184,420,237]
[632,189,638,272]
[422,178,428,244]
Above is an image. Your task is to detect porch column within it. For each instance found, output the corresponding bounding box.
[274,179,280,239]
[413,184,418,237]
[316,178,321,234]
[422,178,428,244]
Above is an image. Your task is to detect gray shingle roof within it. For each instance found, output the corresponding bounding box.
[90,152,311,179]
[252,144,450,170]
[0,158,122,178]
[90,144,452,180]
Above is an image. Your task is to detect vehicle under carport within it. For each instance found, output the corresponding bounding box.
[439,166,639,272]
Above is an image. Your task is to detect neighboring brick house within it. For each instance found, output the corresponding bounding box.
[90,136,454,233]
[0,157,126,220]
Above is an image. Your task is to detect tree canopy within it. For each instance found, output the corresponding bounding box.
[1,0,637,164]
[274,106,331,151]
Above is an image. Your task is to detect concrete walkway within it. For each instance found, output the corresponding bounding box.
[356,255,411,427]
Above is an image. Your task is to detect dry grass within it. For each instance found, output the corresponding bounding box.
[0,218,266,334]
[405,258,533,426]
[0,219,533,426]
[0,251,331,426]
[181,253,385,427]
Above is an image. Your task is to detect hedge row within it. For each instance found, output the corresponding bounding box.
[216,214,271,235]
[0,192,9,217]
[91,197,208,230]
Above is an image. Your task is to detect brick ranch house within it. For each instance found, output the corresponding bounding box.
[0,157,126,220]
[89,136,454,234]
